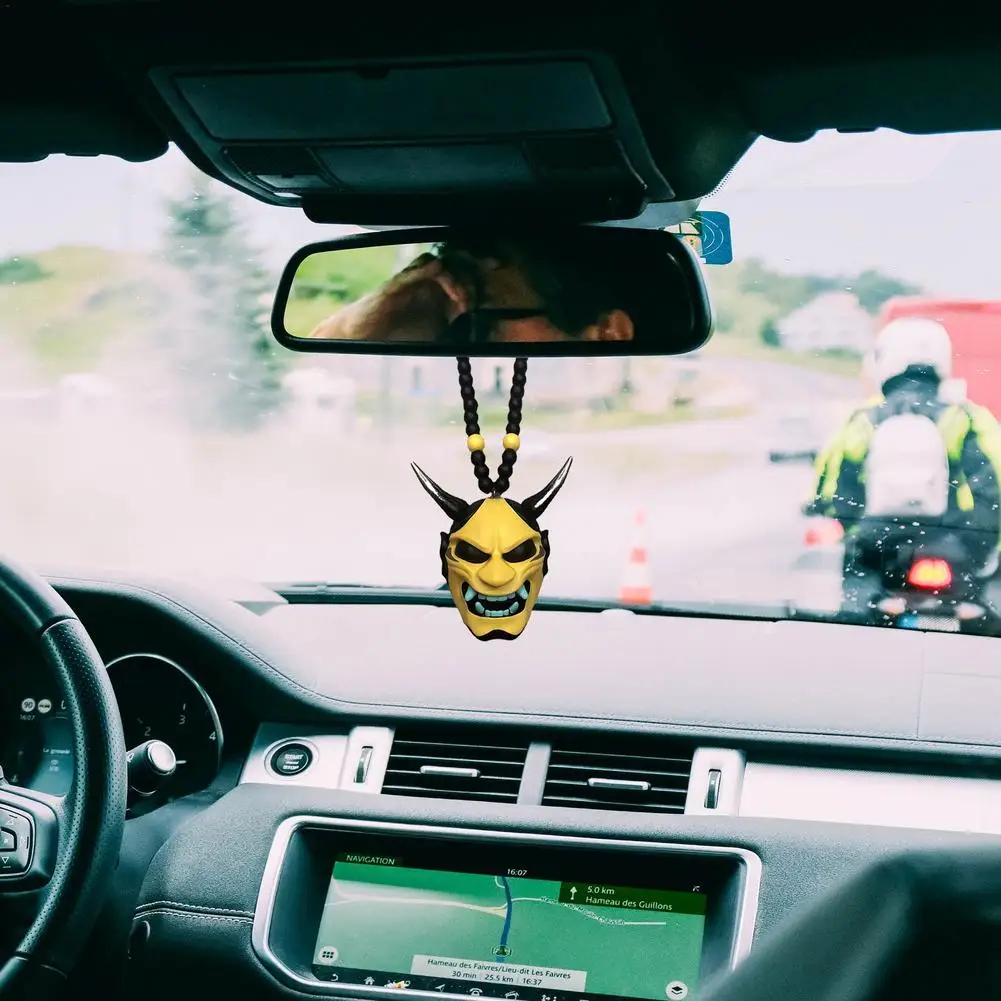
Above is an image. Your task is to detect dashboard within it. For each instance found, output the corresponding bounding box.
[4,570,1001,1001]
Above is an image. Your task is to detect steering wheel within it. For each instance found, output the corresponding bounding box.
[0,560,126,999]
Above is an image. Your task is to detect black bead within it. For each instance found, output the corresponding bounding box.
[454,356,530,498]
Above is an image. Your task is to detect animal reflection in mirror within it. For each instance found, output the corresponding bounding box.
[303,232,636,346]
[412,357,572,640]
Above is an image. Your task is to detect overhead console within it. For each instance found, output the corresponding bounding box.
[253,818,760,1001]
[144,53,669,224]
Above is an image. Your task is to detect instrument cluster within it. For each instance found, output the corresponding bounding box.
[1,651,224,804]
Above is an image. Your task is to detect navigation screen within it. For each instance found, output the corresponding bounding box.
[311,852,708,1001]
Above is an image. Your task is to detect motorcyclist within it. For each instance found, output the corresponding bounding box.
[805,316,1001,617]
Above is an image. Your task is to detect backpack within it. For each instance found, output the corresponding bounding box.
[864,410,951,519]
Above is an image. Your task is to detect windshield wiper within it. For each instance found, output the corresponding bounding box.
[265,582,846,626]
[271,581,450,596]
[261,583,1001,634]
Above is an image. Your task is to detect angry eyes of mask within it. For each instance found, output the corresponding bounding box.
[412,459,572,641]
[444,498,547,640]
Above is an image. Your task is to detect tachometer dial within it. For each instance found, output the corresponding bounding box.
[106,653,223,800]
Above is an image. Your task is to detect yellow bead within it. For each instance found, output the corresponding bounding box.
[467,434,485,452]
[502,433,521,451]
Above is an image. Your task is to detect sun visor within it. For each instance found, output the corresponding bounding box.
[147,54,670,224]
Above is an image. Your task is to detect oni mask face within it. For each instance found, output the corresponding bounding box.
[412,459,572,641]
[445,498,545,639]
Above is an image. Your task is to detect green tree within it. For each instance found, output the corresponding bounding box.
[759,318,781,347]
[0,255,49,285]
[705,257,924,341]
[161,173,288,429]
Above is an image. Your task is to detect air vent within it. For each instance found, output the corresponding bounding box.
[543,737,695,813]
[383,727,529,803]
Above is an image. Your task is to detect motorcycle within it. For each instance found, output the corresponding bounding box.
[858,531,998,633]
[799,505,999,631]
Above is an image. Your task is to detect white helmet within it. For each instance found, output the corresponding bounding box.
[868,317,953,388]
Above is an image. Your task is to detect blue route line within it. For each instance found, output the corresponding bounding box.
[497,876,513,962]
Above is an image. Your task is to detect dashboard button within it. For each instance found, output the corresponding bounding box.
[270,742,313,776]
[0,829,14,852]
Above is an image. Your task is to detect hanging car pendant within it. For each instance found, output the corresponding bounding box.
[412,357,572,641]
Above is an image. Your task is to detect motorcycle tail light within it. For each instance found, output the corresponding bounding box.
[908,558,953,590]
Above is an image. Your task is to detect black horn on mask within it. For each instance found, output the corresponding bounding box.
[520,458,573,522]
[411,463,470,523]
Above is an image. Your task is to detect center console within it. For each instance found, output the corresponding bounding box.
[252,818,761,1001]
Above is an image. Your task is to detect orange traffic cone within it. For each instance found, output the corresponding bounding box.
[619,509,653,604]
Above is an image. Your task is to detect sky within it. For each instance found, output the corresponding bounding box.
[4,128,1001,296]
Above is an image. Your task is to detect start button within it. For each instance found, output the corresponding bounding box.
[270,742,313,776]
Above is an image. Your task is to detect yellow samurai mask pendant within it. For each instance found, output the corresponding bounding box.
[412,357,572,641]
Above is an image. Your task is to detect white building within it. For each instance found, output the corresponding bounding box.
[56,373,124,421]
[778,291,873,355]
[320,355,706,417]
[332,356,633,408]
[281,366,357,431]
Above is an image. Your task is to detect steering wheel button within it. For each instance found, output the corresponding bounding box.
[270,743,313,776]
[0,829,15,852]
[1,811,30,842]
[0,841,27,875]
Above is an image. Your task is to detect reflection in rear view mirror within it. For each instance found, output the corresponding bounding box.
[272,225,713,358]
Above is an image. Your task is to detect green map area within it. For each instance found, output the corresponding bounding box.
[313,860,706,999]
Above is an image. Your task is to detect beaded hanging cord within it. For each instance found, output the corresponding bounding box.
[457,356,527,497]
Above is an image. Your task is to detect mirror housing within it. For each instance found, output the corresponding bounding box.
[270,225,713,358]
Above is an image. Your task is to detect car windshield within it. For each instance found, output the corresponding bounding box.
[2,128,999,632]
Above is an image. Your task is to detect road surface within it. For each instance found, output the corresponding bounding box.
[0,351,852,613]
[0,411,834,611]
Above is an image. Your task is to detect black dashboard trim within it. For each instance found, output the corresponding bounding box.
[124,784,1001,1001]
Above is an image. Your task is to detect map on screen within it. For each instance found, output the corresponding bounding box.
[312,854,706,1001]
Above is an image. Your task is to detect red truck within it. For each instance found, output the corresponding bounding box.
[872,298,1001,417]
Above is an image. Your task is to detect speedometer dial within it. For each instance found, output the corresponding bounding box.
[106,653,223,800]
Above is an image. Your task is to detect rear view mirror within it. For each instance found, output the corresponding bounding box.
[271,225,712,357]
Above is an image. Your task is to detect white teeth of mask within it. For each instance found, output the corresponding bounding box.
[464,585,529,617]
